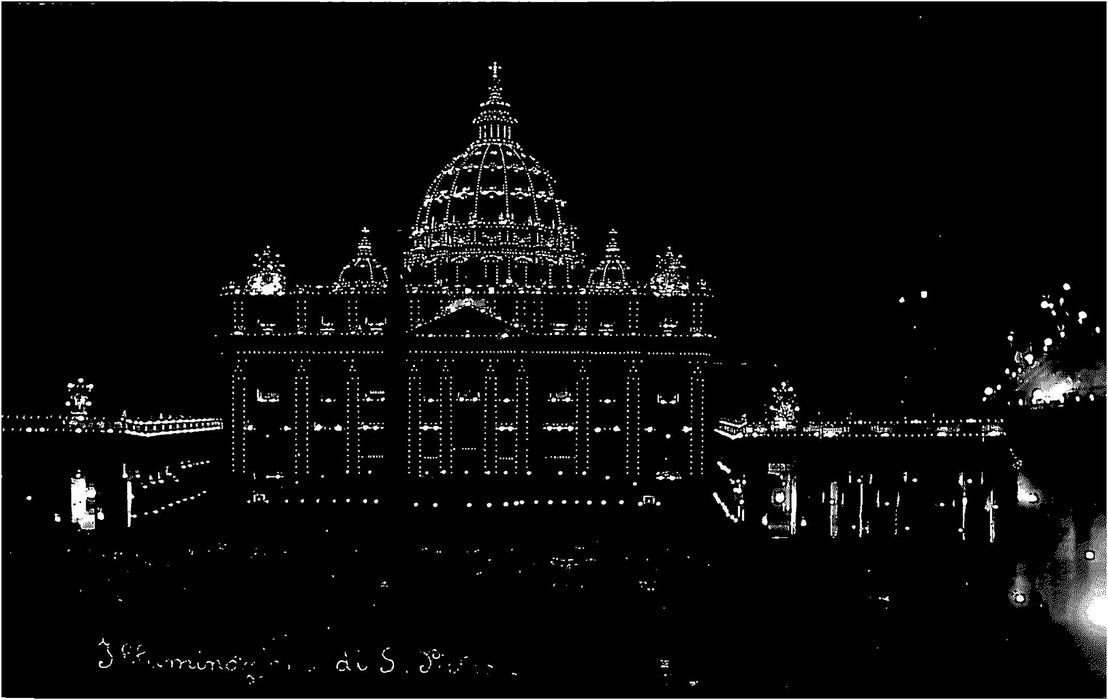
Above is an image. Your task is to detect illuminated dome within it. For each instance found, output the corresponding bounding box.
[406,64,581,283]
[587,230,633,290]
[334,233,387,291]
[416,141,564,233]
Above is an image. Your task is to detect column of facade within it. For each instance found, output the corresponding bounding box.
[625,358,641,481]
[293,358,310,481]
[574,359,591,476]
[407,359,421,477]
[439,359,454,477]
[483,359,498,475]
[515,358,529,477]
[346,298,359,335]
[232,299,245,335]
[689,359,705,478]
[514,298,526,333]
[345,358,360,477]
[295,299,309,335]
[408,297,421,333]
[231,355,247,478]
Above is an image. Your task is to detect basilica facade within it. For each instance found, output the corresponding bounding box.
[221,66,715,503]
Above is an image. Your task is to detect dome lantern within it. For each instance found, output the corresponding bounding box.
[473,62,519,144]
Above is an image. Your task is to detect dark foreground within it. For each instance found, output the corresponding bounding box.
[4,501,1105,698]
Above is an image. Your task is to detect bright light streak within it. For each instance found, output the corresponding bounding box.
[1087,595,1107,628]
[1016,473,1040,504]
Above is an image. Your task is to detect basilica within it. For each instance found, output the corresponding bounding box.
[221,65,715,504]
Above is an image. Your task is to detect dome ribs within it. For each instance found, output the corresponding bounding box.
[498,144,512,226]
[519,147,543,232]
[472,143,492,224]
[405,65,584,282]
[442,154,464,227]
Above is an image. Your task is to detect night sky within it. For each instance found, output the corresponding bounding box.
[3,2,1104,418]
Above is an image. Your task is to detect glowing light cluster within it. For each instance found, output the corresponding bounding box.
[648,247,690,298]
[65,378,94,426]
[986,281,1105,407]
[768,381,799,432]
[244,245,286,296]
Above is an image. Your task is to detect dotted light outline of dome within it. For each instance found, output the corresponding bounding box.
[413,65,567,238]
[416,143,564,234]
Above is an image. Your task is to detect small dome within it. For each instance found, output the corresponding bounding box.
[335,234,387,291]
[587,230,633,290]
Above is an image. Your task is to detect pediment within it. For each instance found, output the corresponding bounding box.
[412,304,519,337]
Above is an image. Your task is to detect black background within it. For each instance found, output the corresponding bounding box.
[3,2,1105,418]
